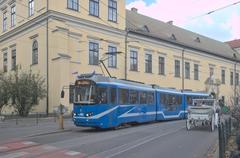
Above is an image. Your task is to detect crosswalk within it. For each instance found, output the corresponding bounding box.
[0,140,88,158]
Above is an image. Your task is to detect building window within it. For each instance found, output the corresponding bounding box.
[145,54,152,73]
[11,49,16,70]
[67,0,79,11]
[158,56,165,75]
[185,62,190,79]
[130,50,138,71]
[108,0,117,22]
[3,51,7,72]
[89,42,99,65]
[29,0,34,16]
[3,12,7,32]
[236,73,239,85]
[11,6,16,27]
[210,67,214,77]
[231,72,234,85]
[108,46,117,68]
[89,0,99,17]
[32,40,38,65]
[194,64,199,80]
[221,70,225,84]
[175,60,180,77]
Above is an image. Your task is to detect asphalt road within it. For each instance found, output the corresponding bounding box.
[0,120,218,158]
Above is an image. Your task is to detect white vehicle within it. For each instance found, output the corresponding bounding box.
[186,99,219,132]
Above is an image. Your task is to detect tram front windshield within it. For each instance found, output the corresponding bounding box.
[74,84,97,105]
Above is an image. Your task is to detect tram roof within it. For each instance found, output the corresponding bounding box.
[77,73,208,95]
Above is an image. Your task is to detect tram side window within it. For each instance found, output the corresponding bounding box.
[97,87,108,104]
[160,93,167,105]
[140,92,147,104]
[187,96,192,105]
[129,90,139,104]
[147,92,154,104]
[118,89,129,104]
[110,88,116,104]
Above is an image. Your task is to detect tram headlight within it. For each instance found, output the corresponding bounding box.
[85,112,93,117]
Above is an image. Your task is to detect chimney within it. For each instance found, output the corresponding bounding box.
[167,21,173,25]
[131,7,138,13]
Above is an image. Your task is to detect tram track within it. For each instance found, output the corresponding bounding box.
[85,126,185,158]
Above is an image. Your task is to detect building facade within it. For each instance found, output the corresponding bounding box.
[0,0,238,114]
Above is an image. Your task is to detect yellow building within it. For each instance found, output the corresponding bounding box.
[0,0,238,114]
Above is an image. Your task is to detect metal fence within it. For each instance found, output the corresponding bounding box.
[0,113,73,128]
[218,117,232,158]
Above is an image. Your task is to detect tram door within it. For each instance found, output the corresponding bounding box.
[159,93,182,119]
[138,91,156,122]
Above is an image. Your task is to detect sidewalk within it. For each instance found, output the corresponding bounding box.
[0,117,75,143]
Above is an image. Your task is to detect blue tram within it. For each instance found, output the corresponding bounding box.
[72,73,208,128]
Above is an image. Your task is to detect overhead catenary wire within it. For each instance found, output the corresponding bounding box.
[189,1,240,21]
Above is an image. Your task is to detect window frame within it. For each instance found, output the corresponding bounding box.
[130,50,138,71]
[174,60,180,77]
[108,0,117,22]
[3,11,7,32]
[32,40,38,65]
[230,71,234,85]
[28,0,34,17]
[221,69,225,84]
[11,5,16,27]
[236,73,239,85]
[145,53,152,73]
[185,62,190,79]
[89,0,99,17]
[158,56,165,75]
[89,42,99,65]
[3,51,7,72]
[11,48,16,70]
[108,45,117,68]
[194,64,199,80]
[67,0,79,11]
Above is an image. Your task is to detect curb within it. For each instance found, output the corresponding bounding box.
[24,128,72,138]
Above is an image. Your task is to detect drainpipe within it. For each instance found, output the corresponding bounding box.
[124,30,129,80]
[46,0,49,115]
[234,53,237,106]
[182,49,185,118]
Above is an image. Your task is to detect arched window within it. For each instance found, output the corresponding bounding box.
[32,40,38,64]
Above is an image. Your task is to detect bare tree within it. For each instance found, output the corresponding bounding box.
[0,72,11,115]
[7,68,47,117]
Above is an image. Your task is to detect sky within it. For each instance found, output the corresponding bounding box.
[126,0,240,42]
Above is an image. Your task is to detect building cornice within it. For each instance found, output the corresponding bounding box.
[128,31,238,64]
[0,10,125,43]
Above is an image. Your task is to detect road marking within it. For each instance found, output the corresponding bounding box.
[22,141,37,145]
[91,126,184,158]
[0,151,28,158]
[65,151,81,156]
[0,146,8,151]
[42,145,58,150]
